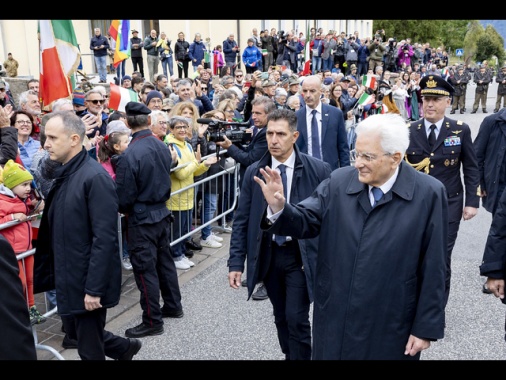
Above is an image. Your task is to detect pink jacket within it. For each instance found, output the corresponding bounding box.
[0,186,32,254]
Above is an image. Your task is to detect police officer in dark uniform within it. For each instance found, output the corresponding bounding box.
[448,66,469,114]
[405,75,480,306]
[115,102,184,338]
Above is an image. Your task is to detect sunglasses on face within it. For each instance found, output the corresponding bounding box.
[162,108,171,112]
[87,99,105,105]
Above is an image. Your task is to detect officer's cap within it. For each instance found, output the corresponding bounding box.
[420,75,454,97]
[125,101,151,116]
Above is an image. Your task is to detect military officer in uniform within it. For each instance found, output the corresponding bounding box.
[471,65,493,113]
[448,66,469,114]
[494,65,506,113]
[405,75,480,306]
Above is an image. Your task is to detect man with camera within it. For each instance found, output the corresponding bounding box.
[344,35,360,75]
[384,38,398,73]
[367,36,386,73]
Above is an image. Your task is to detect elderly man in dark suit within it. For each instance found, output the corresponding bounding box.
[295,75,350,170]
[405,75,480,305]
[228,109,332,360]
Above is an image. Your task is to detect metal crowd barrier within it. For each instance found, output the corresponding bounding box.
[1,149,240,359]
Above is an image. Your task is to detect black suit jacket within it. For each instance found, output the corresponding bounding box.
[295,103,350,170]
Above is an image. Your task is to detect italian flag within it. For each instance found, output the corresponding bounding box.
[109,20,131,68]
[358,92,375,106]
[109,82,139,112]
[38,20,81,107]
[362,75,376,89]
[302,24,311,76]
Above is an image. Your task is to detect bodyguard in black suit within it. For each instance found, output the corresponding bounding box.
[228,109,332,360]
[295,75,350,170]
[405,75,480,305]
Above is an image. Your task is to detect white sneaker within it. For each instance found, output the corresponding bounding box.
[122,257,133,271]
[200,236,223,248]
[210,233,223,242]
[174,259,190,270]
[182,256,195,267]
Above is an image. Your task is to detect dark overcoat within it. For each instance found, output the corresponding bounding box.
[34,148,122,315]
[228,145,332,302]
[474,108,506,214]
[265,161,448,359]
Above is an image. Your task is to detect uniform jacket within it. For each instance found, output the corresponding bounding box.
[448,71,469,97]
[480,188,506,300]
[33,148,122,315]
[405,117,480,221]
[474,108,506,214]
[295,103,350,170]
[474,70,492,94]
[165,134,209,211]
[0,235,37,360]
[228,145,332,302]
[0,185,32,253]
[264,161,448,359]
[115,128,173,226]
[496,70,506,95]
[89,34,109,57]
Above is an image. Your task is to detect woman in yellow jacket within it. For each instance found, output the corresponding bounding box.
[157,32,174,78]
[165,116,217,270]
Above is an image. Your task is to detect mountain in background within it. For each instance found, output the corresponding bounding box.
[480,20,506,48]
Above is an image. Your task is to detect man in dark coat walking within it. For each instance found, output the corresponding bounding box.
[33,111,141,360]
[228,109,331,360]
[255,113,448,360]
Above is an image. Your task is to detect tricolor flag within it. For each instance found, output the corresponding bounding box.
[362,75,376,89]
[38,20,81,107]
[109,82,139,112]
[302,24,311,76]
[379,103,388,114]
[441,67,450,79]
[358,92,375,106]
[109,20,131,68]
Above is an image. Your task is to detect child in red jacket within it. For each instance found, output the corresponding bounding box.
[0,159,45,325]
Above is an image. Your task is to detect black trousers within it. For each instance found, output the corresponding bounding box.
[444,193,464,306]
[128,215,182,326]
[131,57,144,78]
[63,308,129,360]
[263,240,311,360]
[177,60,189,78]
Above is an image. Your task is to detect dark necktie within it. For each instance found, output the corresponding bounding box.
[275,164,288,246]
[428,124,437,149]
[372,187,383,207]
[311,109,321,159]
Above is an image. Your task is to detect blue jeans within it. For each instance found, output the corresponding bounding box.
[161,56,174,77]
[117,60,126,80]
[312,56,322,74]
[322,56,334,72]
[45,289,57,310]
[94,55,107,81]
[171,209,191,260]
[201,192,217,241]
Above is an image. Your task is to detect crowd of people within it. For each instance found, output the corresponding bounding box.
[1,24,506,361]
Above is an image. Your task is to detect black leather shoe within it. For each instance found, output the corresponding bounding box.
[184,250,194,258]
[161,307,184,318]
[450,110,455,114]
[471,110,477,114]
[483,109,488,113]
[482,283,493,294]
[252,284,268,300]
[460,110,465,114]
[185,238,202,251]
[125,323,164,338]
[61,335,78,349]
[241,279,247,287]
[118,338,142,360]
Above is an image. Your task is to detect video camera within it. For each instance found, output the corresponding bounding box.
[197,118,252,145]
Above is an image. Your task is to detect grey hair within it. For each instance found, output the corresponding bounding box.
[85,88,104,100]
[18,90,39,107]
[251,95,276,114]
[150,110,167,125]
[355,113,410,155]
[46,111,86,142]
[52,98,73,112]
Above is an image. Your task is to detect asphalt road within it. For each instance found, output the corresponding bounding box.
[55,79,506,361]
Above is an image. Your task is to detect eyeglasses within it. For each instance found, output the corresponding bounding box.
[235,75,243,78]
[87,99,105,105]
[173,125,189,130]
[15,120,32,125]
[201,87,208,90]
[350,149,392,162]
[158,120,168,125]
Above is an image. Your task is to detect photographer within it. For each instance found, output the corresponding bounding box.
[397,39,414,71]
[344,36,360,75]
[367,37,386,73]
[322,33,337,72]
[384,38,398,73]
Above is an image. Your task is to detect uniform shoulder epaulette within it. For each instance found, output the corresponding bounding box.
[457,120,463,125]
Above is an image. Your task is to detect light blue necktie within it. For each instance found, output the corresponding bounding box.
[372,187,383,207]
[275,164,288,246]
